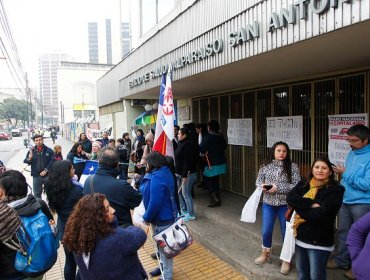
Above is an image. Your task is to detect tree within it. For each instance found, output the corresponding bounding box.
[0,97,34,126]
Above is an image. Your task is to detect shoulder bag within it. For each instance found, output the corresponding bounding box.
[152,182,193,259]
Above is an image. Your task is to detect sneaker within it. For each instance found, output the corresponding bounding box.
[177,211,187,218]
[184,213,196,222]
[149,267,161,277]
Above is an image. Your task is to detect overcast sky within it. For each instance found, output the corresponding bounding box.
[1,0,129,88]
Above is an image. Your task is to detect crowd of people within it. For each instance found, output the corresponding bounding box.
[252,124,370,280]
[0,122,369,280]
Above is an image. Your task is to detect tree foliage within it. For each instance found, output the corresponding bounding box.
[0,97,34,126]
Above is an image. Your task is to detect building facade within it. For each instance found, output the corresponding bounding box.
[39,53,73,125]
[88,22,99,64]
[57,61,113,124]
[97,0,370,197]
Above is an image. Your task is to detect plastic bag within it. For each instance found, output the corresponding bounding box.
[240,187,262,223]
[280,211,296,262]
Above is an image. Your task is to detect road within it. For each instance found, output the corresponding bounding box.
[0,132,26,164]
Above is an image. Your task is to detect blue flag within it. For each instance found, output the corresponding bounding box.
[79,160,99,185]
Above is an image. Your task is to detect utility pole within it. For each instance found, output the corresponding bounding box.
[25,73,30,140]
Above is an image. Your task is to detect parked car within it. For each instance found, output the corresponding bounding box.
[11,128,22,137]
[0,131,12,140]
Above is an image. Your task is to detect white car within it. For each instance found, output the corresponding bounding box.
[11,128,22,137]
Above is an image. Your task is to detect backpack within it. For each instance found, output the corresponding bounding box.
[15,209,59,276]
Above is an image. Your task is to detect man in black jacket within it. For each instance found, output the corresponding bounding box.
[83,147,142,226]
[23,134,54,199]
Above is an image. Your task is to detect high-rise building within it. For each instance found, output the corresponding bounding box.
[38,53,73,125]
[106,19,112,64]
[121,22,130,57]
[88,22,99,63]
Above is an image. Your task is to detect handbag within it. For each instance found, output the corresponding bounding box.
[280,211,296,262]
[240,187,263,223]
[152,217,192,259]
[152,182,193,259]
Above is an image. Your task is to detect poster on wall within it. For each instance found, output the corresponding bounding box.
[328,113,368,166]
[266,116,303,150]
[227,118,253,146]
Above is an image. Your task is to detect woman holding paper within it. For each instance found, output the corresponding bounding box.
[287,157,344,280]
[254,141,300,275]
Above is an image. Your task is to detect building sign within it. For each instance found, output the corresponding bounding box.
[227,118,253,146]
[267,116,303,150]
[129,0,353,88]
[328,113,368,166]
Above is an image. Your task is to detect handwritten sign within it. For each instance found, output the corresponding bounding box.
[227,118,253,146]
[328,114,368,166]
[266,116,303,150]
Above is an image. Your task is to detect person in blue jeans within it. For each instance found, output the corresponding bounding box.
[175,128,198,221]
[327,124,370,280]
[287,157,344,280]
[140,151,179,280]
[254,141,300,275]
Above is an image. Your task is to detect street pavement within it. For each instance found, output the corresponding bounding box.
[5,136,247,280]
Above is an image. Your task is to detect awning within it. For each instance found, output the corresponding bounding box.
[134,111,157,125]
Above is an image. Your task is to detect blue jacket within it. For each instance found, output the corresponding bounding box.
[74,220,147,280]
[23,145,54,177]
[140,166,177,224]
[341,144,370,204]
[83,166,142,226]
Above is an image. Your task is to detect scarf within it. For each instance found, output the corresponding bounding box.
[293,178,328,237]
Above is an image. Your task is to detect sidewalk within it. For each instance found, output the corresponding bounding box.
[7,136,248,280]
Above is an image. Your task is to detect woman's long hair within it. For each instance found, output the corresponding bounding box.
[69,142,83,155]
[265,141,293,183]
[307,156,337,185]
[44,160,73,212]
[62,194,113,255]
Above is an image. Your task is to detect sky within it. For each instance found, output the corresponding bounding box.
[1,0,129,88]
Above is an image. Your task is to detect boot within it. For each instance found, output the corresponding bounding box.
[215,191,221,206]
[254,247,271,265]
[208,192,221,207]
[280,261,290,275]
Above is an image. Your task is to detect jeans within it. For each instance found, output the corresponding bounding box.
[295,244,331,280]
[261,203,287,248]
[154,224,173,280]
[118,163,129,181]
[333,203,370,268]
[32,176,45,199]
[177,172,197,216]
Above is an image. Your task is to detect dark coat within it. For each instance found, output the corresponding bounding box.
[199,132,227,166]
[83,167,142,226]
[0,195,53,280]
[287,179,344,247]
[74,222,147,280]
[79,138,92,154]
[175,138,198,178]
[23,145,54,177]
[67,152,88,180]
[56,181,83,241]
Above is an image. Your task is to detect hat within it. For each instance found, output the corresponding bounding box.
[92,141,102,148]
[145,132,154,142]
[0,202,24,253]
